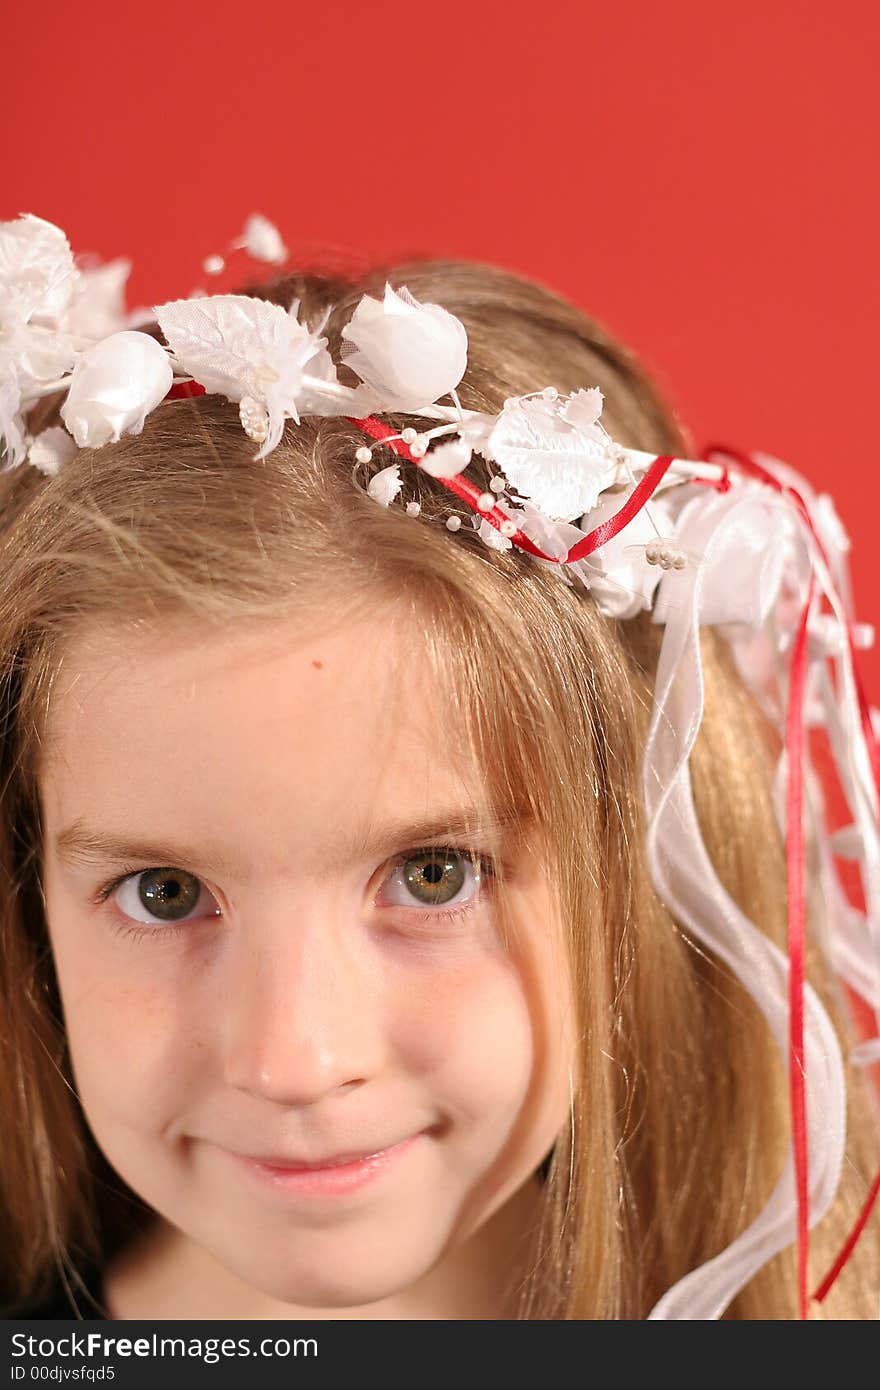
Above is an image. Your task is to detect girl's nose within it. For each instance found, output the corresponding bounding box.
[221,897,386,1105]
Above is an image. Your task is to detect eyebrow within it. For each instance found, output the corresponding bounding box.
[52,805,523,875]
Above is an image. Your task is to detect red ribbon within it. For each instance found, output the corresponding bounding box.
[165,381,206,399]
[787,570,814,1320]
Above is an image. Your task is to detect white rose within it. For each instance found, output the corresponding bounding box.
[340,284,468,411]
[60,330,173,448]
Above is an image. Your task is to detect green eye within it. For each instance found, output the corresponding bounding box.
[132,868,203,921]
[95,865,220,935]
[400,850,470,907]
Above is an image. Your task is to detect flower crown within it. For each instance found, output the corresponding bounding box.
[0,209,768,624]
[2,209,879,1320]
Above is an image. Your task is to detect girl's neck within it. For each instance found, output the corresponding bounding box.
[102,1175,543,1321]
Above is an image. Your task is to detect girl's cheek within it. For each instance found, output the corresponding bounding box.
[65,982,183,1104]
[387,957,535,1106]
[47,924,194,1119]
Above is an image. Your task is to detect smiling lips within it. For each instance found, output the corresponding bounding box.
[230,1135,422,1197]
[242,1141,410,1170]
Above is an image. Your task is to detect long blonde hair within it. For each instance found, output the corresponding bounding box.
[1,257,878,1318]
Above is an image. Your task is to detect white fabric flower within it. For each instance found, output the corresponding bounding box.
[4,315,78,397]
[651,481,801,630]
[0,359,27,470]
[505,496,586,561]
[0,213,78,327]
[240,214,288,265]
[487,396,619,522]
[419,437,472,478]
[0,214,80,406]
[340,284,468,412]
[477,516,513,552]
[60,258,132,343]
[60,330,173,448]
[568,489,675,619]
[0,216,143,467]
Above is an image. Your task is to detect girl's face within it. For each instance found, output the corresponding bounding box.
[38,609,575,1317]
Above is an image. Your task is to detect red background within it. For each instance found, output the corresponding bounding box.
[5,0,879,696]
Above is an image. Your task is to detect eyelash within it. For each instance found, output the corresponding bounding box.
[92,847,499,944]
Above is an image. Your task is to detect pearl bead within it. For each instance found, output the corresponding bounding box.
[489,476,506,493]
[355,446,373,463]
[203,254,225,275]
[410,441,427,458]
[401,428,417,443]
[446,515,462,531]
[500,520,517,537]
[239,396,269,442]
[672,554,687,570]
[542,387,558,400]
[477,492,494,511]
[405,501,421,516]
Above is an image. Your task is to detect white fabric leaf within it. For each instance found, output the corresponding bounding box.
[154,294,321,404]
[27,425,77,476]
[340,283,468,412]
[366,463,403,507]
[560,386,604,434]
[59,331,173,448]
[154,294,344,458]
[487,397,618,521]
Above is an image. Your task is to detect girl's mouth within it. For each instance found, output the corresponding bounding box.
[227,1133,423,1197]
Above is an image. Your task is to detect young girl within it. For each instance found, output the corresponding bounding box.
[1,212,878,1321]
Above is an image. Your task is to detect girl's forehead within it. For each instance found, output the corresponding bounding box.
[45,610,452,740]
[38,614,504,871]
